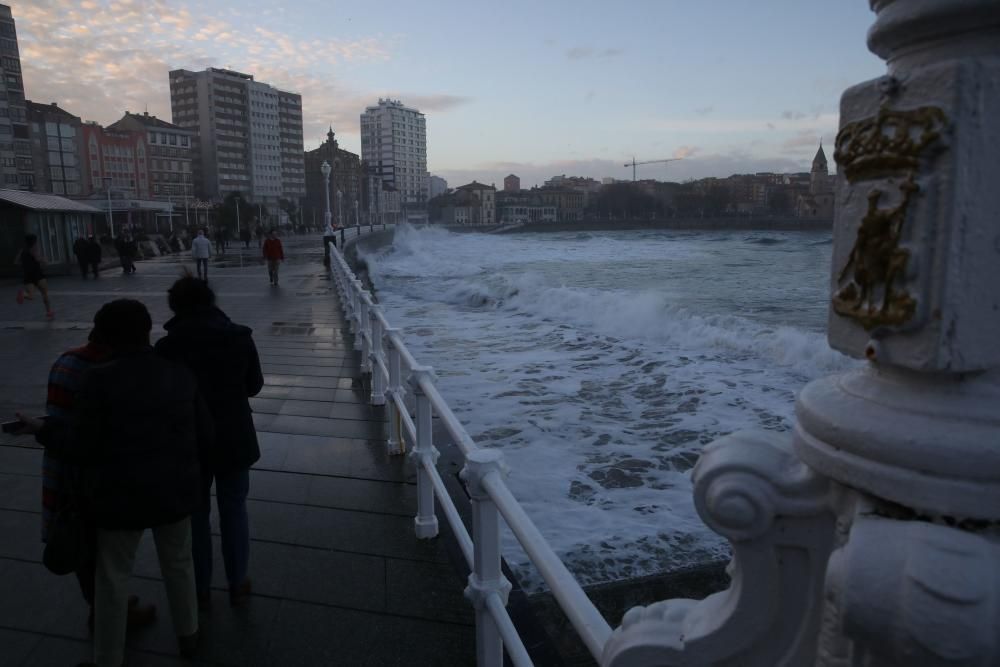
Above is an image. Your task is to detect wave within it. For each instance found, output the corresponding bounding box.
[746,236,785,245]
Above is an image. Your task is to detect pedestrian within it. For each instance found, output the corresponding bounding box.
[262,229,284,286]
[155,277,264,611]
[73,237,89,279]
[254,225,263,248]
[19,299,211,665]
[322,219,337,267]
[240,227,251,249]
[214,228,225,256]
[14,327,157,636]
[14,234,54,319]
[85,236,102,278]
[191,229,212,281]
[125,234,138,274]
[114,236,127,274]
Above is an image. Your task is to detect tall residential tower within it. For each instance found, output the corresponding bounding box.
[360,99,428,209]
[168,68,304,214]
[0,4,30,190]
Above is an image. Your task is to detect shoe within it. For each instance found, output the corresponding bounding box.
[45,310,55,320]
[126,595,157,630]
[15,289,23,304]
[178,629,200,659]
[229,578,252,607]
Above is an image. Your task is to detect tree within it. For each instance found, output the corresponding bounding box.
[216,191,257,236]
[279,198,300,228]
[588,183,664,219]
[768,189,791,215]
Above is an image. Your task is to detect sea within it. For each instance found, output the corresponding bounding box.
[360,224,857,591]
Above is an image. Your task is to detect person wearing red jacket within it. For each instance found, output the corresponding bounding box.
[261,229,284,286]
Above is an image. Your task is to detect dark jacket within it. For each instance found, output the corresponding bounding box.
[154,307,264,474]
[38,348,212,530]
[73,238,87,261]
[85,239,102,264]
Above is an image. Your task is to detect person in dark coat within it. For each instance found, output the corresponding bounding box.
[154,276,264,609]
[85,236,102,278]
[73,237,88,279]
[22,299,211,665]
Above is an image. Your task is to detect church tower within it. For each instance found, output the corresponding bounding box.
[810,142,829,195]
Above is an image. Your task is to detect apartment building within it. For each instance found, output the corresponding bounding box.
[27,101,83,196]
[0,4,30,190]
[108,111,194,201]
[360,99,428,208]
[169,68,304,213]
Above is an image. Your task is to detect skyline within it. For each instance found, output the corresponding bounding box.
[17,0,884,188]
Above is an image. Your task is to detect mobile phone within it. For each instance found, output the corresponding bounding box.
[1,420,25,434]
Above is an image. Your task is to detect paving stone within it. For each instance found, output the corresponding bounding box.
[385,558,474,625]
[0,472,40,513]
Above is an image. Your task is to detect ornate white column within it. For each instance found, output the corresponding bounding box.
[603,1,1000,665]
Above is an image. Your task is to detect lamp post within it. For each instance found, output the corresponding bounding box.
[336,189,343,229]
[103,176,114,238]
[182,176,190,232]
[234,194,241,236]
[354,198,360,230]
[321,161,332,229]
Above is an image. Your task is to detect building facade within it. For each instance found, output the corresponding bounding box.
[0,5,30,190]
[360,99,428,209]
[81,122,149,199]
[795,144,835,218]
[169,68,304,214]
[27,101,83,196]
[108,112,193,201]
[302,127,364,228]
[497,189,556,223]
[428,174,448,199]
[450,181,495,225]
[503,174,520,192]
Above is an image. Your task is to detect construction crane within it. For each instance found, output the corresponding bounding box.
[624,157,682,182]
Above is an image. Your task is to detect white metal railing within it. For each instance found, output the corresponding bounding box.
[329,228,613,666]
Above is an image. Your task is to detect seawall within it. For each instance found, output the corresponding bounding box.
[497,217,832,234]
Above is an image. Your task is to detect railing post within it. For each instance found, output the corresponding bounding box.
[368,309,386,406]
[408,366,439,539]
[350,279,364,342]
[359,296,372,369]
[460,450,513,667]
[384,327,403,455]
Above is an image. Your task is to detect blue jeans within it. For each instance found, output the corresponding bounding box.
[195,258,208,280]
[192,468,250,595]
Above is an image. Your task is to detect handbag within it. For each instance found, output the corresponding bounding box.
[43,501,86,575]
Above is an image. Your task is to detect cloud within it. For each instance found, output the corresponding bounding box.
[694,106,714,115]
[673,145,699,159]
[648,113,838,134]
[781,110,808,120]
[781,130,826,153]
[566,46,624,60]
[17,0,393,149]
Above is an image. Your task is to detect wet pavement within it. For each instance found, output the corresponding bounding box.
[0,235,473,666]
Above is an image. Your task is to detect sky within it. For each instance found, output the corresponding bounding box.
[15,0,885,188]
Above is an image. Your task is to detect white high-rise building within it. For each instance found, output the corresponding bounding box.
[169,68,304,211]
[360,99,428,206]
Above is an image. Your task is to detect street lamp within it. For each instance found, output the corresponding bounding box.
[234,194,241,236]
[102,176,115,238]
[336,189,343,229]
[321,161,332,230]
[182,175,190,231]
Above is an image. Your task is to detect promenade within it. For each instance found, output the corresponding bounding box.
[0,235,474,666]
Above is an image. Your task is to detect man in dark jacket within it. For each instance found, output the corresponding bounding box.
[155,277,264,609]
[73,237,88,279]
[85,236,102,278]
[27,299,211,666]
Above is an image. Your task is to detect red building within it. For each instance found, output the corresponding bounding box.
[81,122,150,199]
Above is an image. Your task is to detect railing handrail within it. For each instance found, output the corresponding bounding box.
[330,226,612,666]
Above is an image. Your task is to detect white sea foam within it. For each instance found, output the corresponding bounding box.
[362,224,855,590]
